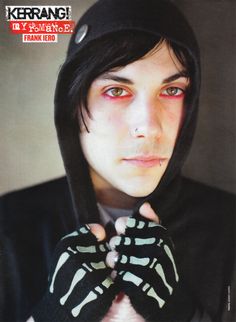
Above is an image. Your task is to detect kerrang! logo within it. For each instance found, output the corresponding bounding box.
[5,6,75,43]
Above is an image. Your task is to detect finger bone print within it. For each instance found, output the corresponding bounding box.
[49,226,114,317]
[127,217,166,230]
[59,261,107,305]
[50,226,107,293]
[116,217,179,309]
[119,271,166,308]
[119,255,176,294]
[71,277,113,317]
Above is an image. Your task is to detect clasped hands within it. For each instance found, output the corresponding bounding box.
[32,203,179,322]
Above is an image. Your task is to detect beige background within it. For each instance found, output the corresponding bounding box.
[0,0,235,195]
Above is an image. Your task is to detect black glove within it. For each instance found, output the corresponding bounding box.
[114,216,180,321]
[32,225,116,322]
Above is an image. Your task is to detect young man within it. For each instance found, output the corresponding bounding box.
[0,0,235,321]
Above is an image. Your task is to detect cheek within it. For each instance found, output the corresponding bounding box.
[80,132,110,174]
[85,107,126,136]
[79,109,126,160]
[107,110,125,130]
[164,106,184,140]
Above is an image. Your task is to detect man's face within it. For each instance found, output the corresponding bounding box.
[79,42,188,204]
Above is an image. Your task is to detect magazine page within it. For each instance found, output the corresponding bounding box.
[0,1,235,321]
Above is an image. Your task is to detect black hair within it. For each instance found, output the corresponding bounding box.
[68,30,195,131]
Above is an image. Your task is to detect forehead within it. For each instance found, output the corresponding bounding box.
[95,42,186,84]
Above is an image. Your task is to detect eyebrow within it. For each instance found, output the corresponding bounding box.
[98,71,189,85]
[99,73,133,85]
[162,71,189,83]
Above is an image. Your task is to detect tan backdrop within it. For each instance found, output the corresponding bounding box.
[0,0,235,195]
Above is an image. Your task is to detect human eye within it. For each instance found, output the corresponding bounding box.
[160,86,185,98]
[103,87,131,99]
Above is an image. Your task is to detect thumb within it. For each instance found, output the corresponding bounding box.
[87,223,106,241]
[139,202,160,224]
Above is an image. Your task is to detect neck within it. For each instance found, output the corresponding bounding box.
[90,168,140,209]
[95,187,139,209]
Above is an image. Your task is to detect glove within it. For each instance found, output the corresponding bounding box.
[32,225,116,322]
[113,216,180,321]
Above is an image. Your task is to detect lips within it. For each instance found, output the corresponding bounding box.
[122,156,167,168]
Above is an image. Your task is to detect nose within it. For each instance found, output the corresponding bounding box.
[128,96,163,139]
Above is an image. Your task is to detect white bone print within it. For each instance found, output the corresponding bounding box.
[60,261,107,305]
[50,252,70,293]
[119,271,165,308]
[71,277,114,317]
[164,245,179,282]
[116,217,179,312]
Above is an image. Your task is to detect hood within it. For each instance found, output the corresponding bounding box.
[54,0,201,224]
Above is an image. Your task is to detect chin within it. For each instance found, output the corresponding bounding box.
[121,180,159,198]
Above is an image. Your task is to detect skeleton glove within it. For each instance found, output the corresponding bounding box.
[32,225,116,322]
[114,216,179,321]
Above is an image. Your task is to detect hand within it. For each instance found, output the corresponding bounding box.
[32,224,116,322]
[106,203,179,321]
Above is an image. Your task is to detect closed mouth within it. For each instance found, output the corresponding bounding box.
[122,156,167,168]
